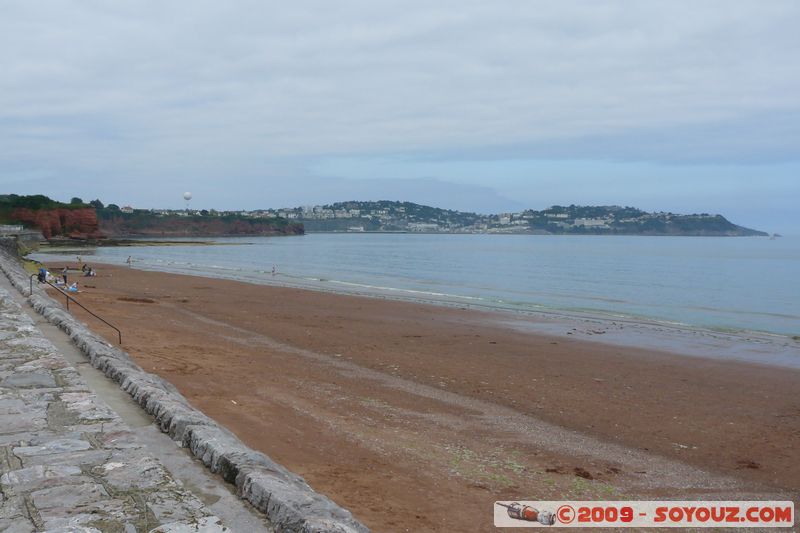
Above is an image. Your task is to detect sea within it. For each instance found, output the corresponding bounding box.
[31,233,800,339]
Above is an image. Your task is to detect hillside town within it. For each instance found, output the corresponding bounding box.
[102,200,764,236]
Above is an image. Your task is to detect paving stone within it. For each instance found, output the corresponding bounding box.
[0,494,26,521]
[8,390,56,405]
[31,482,110,510]
[0,371,56,388]
[60,392,116,422]
[13,438,92,457]
[94,430,143,450]
[0,518,35,533]
[52,369,87,392]
[0,465,89,496]
[15,357,67,372]
[42,527,102,533]
[0,414,47,435]
[18,431,85,447]
[0,500,35,533]
[19,449,112,468]
[0,431,49,447]
[0,399,25,414]
[57,423,123,436]
[39,513,114,531]
[146,490,208,524]
[38,498,134,530]
[97,455,171,491]
[148,516,230,532]
[6,337,54,354]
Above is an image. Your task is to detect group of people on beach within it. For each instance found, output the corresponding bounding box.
[81,263,97,277]
[35,257,98,294]
[36,266,80,292]
[74,256,96,277]
[36,266,51,284]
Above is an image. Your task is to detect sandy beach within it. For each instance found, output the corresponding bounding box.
[42,263,800,532]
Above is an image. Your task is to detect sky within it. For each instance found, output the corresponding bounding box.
[1,1,798,232]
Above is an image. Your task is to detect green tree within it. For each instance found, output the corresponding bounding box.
[89,199,104,209]
[70,197,84,205]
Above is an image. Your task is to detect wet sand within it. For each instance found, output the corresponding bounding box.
[48,263,800,532]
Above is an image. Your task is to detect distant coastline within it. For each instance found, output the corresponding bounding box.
[260,201,769,236]
[1,195,768,239]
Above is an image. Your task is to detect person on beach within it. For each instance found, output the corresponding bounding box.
[126,256,132,267]
[67,282,78,293]
[61,266,68,284]
[37,267,46,283]
[272,265,276,276]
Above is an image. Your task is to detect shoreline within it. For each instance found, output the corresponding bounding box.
[36,238,251,247]
[30,251,800,369]
[33,261,800,532]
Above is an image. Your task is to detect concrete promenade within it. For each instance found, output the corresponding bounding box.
[0,285,229,531]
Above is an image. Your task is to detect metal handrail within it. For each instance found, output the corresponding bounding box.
[29,273,123,344]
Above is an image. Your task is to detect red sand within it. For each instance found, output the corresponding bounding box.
[52,264,800,532]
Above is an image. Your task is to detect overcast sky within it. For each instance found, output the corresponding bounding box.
[1,1,798,232]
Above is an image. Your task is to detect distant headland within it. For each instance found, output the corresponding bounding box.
[0,195,767,239]
[263,201,768,236]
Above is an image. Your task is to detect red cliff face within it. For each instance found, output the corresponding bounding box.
[98,215,304,237]
[11,208,103,240]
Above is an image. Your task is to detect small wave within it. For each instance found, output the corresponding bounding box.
[206,264,243,272]
[686,305,800,320]
[327,279,485,301]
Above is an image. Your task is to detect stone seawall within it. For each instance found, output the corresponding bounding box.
[0,284,230,531]
[0,248,369,533]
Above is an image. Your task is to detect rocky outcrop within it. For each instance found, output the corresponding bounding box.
[10,207,103,240]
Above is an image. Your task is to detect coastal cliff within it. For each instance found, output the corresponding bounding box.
[97,211,304,237]
[0,195,304,239]
[5,207,304,240]
[9,207,103,239]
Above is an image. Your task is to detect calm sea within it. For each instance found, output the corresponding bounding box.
[32,234,800,338]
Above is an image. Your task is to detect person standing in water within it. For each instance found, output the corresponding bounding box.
[61,266,68,284]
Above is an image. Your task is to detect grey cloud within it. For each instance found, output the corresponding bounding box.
[424,110,800,165]
[2,1,798,161]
